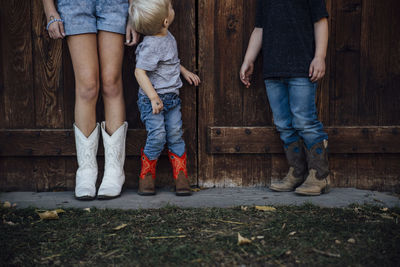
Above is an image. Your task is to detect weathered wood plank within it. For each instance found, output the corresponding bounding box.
[331,0,361,125]
[198,0,216,187]
[359,0,391,126]
[169,0,197,185]
[316,0,333,126]
[0,129,147,156]
[32,0,64,128]
[0,0,35,128]
[208,126,400,154]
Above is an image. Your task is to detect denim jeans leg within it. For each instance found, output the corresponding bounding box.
[265,79,299,145]
[164,102,185,156]
[137,95,167,160]
[287,78,328,149]
[143,112,167,160]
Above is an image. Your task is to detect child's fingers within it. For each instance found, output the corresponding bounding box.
[309,64,314,77]
[59,22,65,37]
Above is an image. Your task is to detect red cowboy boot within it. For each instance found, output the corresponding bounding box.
[138,149,157,196]
[168,151,191,196]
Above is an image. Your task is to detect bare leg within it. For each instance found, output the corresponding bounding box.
[67,34,100,137]
[98,31,126,135]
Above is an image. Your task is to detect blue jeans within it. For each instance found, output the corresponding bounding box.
[137,93,185,160]
[265,78,328,149]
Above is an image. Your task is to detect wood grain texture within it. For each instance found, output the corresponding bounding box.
[32,0,64,128]
[0,0,35,128]
[0,129,148,156]
[331,0,361,126]
[208,126,400,154]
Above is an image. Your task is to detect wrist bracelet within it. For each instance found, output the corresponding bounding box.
[46,18,64,30]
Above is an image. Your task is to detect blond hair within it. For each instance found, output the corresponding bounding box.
[129,0,171,36]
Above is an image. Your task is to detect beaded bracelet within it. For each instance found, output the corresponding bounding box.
[46,18,64,31]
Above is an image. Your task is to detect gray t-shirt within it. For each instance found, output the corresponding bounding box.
[135,31,182,95]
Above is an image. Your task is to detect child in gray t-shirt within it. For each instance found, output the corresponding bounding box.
[129,0,200,196]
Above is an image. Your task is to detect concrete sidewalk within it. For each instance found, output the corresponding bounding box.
[1,188,399,209]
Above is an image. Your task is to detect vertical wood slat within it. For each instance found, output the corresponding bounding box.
[385,0,400,125]
[242,0,271,127]
[169,0,197,184]
[198,0,216,187]
[331,0,361,126]
[0,0,35,128]
[0,1,6,128]
[359,0,389,125]
[316,0,333,126]
[32,0,64,128]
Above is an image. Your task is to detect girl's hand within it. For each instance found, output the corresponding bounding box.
[240,60,254,88]
[182,70,201,86]
[150,96,164,114]
[309,56,326,83]
[47,14,65,39]
[125,22,140,46]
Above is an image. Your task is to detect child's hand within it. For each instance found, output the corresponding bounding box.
[182,71,201,86]
[125,23,140,46]
[150,96,164,114]
[240,61,254,88]
[309,57,326,83]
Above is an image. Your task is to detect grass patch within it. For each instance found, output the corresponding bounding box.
[1,204,400,266]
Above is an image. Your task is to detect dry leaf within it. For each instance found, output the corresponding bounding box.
[83,208,91,212]
[255,206,276,212]
[251,237,256,240]
[12,203,17,208]
[257,236,264,239]
[3,201,11,208]
[55,209,66,214]
[38,210,59,220]
[191,188,201,192]
[241,206,248,211]
[237,233,252,245]
[3,219,17,226]
[113,224,128,230]
[381,207,389,212]
[335,240,341,244]
[285,250,292,256]
[281,223,286,230]
[288,231,296,236]
[347,238,356,244]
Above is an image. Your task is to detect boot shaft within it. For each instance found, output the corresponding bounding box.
[140,149,157,179]
[168,151,188,180]
[284,139,307,178]
[305,139,330,179]
[101,122,128,170]
[74,123,100,169]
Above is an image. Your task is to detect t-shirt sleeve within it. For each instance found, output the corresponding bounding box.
[135,42,159,71]
[308,0,329,23]
[255,0,263,28]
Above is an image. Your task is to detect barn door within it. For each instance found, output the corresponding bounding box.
[0,0,197,191]
[197,0,400,191]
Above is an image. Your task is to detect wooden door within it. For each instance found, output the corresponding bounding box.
[198,0,400,191]
[0,0,197,191]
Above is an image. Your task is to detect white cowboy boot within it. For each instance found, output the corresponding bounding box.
[74,123,100,200]
[97,121,128,199]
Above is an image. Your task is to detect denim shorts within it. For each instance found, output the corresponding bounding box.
[57,0,129,36]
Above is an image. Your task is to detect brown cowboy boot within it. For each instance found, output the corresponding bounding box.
[295,140,331,196]
[168,151,191,196]
[138,149,157,196]
[270,139,307,192]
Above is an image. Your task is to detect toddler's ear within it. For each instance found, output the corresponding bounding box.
[163,19,169,27]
